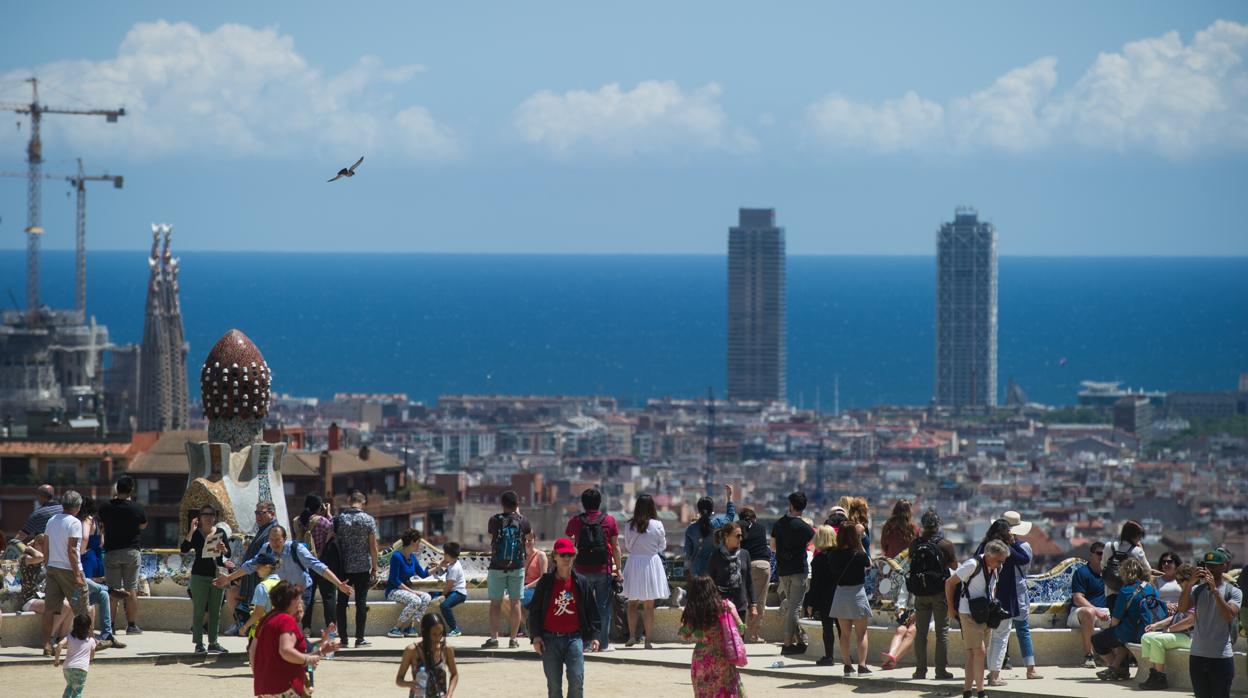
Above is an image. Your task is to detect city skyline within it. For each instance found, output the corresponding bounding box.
[1,4,1246,256]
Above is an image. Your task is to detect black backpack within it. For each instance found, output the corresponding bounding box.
[1103,542,1134,592]
[907,536,948,596]
[575,512,610,567]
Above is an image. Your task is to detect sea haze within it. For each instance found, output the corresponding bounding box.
[2,251,1245,409]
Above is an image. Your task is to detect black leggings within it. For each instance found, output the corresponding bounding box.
[303,574,337,631]
[820,613,837,658]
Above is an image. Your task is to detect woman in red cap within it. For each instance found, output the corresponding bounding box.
[527,537,601,698]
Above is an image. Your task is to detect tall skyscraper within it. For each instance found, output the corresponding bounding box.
[935,207,998,407]
[727,208,786,403]
[138,224,189,431]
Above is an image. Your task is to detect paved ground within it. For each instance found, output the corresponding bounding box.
[0,631,1203,697]
[0,655,936,698]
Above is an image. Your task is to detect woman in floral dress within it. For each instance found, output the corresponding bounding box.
[679,576,746,698]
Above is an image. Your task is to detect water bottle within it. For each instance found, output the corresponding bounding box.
[324,623,338,660]
[415,666,428,692]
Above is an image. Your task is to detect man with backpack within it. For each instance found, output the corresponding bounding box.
[1102,520,1150,609]
[565,487,621,652]
[484,490,532,649]
[1179,549,1242,698]
[215,524,354,618]
[907,508,957,680]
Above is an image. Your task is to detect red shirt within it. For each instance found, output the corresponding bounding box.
[543,574,580,634]
[565,511,618,575]
[252,612,308,696]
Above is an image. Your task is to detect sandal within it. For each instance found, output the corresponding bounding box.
[1026,669,1043,680]
[987,678,1007,687]
[880,653,896,670]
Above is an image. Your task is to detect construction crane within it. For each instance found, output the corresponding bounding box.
[0,159,123,314]
[0,78,124,314]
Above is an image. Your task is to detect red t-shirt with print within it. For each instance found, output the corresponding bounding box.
[544,574,580,634]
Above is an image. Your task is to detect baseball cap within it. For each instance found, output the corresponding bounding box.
[254,551,278,567]
[1202,549,1230,566]
[553,538,576,556]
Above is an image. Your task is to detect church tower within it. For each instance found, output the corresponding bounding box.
[138,224,188,431]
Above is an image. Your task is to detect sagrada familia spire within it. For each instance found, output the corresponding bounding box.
[137,224,189,431]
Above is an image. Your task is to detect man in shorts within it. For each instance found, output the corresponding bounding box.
[482,490,531,649]
[99,476,147,634]
[1068,541,1112,668]
[43,491,89,652]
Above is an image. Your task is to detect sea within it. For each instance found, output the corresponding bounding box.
[2,251,1246,410]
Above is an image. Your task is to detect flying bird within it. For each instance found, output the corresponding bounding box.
[327,156,364,182]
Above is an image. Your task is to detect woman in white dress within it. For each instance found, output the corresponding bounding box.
[623,494,670,648]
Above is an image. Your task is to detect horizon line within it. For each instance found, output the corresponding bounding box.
[3,248,1247,259]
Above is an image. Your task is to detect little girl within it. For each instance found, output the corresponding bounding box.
[396,612,459,697]
[679,576,747,698]
[53,613,96,698]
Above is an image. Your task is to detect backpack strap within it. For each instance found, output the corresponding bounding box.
[963,556,996,600]
[285,541,309,575]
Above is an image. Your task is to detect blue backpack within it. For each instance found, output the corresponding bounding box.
[1121,585,1167,642]
[491,514,525,568]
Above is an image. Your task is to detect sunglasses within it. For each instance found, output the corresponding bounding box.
[1091,550,1104,557]
[1160,559,1176,565]
[556,552,575,558]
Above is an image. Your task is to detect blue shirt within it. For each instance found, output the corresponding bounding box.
[386,550,428,596]
[683,501,737,577]
[1071,563,1107,608]
[242,540,329,590]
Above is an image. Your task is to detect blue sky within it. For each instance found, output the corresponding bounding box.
[1,2,1245,255]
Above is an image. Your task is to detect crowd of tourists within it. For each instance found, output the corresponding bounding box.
[4,482,1246,698]
[669,488,1245,698]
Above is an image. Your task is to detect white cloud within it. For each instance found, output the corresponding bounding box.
[1046,19,1248,157]
[805,20,1248,158]
[805,91,945,153]
[513,80,756,157]
[0,21,456,161]
[950,58,1058,152]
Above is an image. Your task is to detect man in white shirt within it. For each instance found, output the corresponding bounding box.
[42,490,88,653]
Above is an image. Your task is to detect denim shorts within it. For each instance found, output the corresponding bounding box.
[487,568,523,601]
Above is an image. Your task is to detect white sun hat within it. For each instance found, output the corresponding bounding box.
[1002,511,1032,536]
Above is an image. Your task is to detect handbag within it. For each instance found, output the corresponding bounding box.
[718,602,749,667]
